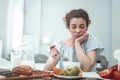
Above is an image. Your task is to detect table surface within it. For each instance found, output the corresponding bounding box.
[0,58,111,80]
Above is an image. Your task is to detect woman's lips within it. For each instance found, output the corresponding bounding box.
[75,35,82,38]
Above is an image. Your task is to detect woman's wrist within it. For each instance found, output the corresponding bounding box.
[50,56,59,63]
[75,38,83,44]
[75,41,81,46]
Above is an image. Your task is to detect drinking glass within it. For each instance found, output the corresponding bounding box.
[20,42,35,69]
[10,50,21,70]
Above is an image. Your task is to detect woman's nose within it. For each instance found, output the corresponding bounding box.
[75,28,81,33]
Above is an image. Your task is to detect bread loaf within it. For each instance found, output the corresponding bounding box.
[12,65,33,76]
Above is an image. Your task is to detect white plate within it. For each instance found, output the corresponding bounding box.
[54,73,111,80]
[54,74,82,79]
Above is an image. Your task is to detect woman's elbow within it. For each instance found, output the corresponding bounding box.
[82,64,93,72]
[83,67,91,72]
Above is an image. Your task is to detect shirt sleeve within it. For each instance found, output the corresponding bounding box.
[52,40,63,53]
[85,35,104,55]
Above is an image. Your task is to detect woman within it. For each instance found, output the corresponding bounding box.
[44,9,104,72]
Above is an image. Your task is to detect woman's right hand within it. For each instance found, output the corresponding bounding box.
[49,45,60,61]
[44,45,60,70]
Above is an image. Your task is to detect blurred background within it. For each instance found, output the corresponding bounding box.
[0,0,120,67]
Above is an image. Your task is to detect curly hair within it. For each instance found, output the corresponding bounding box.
[64,9,91,28]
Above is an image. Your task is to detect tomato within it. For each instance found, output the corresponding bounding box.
[98,68,112,79]
[111,64,118,71]
[112,71,120,80]
[99,64,119,79]
[110,64,118,79]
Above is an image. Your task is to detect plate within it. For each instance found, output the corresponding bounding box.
[54,74,82,79]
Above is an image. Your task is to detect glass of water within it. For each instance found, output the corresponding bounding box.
[20,42,35,69]
[10,50,21,70]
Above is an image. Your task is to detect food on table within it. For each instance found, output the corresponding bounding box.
[53,67,63,75]
[32,70,53,76]
[0,65,53,79]
[112,71,120,80]
[98,64,120,79]
[12,65,33,76]
[12,65,53,77]
[110,64,118,79]
[98,68,112,79]
[53,66,83,76]
[78,68,83,76]
[63,66,80,76]
[59,71,66,76]
[110,64,118,72]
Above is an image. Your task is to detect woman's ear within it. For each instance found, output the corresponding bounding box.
[63,17,66,22]
[88,19,91,24]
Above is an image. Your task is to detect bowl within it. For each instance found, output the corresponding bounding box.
[63,61,80,69]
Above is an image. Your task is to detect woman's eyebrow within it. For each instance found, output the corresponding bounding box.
[71,24,76,25]
[80,24,85,26]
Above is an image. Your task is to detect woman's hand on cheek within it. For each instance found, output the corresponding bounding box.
[75,32,89,44]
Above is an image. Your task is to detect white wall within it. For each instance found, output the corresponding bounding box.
[41,0,112,66]
[24,0,41,54]
[0,40,2,57]
[0,0,120,66]
[0,0,8,39]
[3,0,24,59]
[111,0,120,65]
[0,0,8,58]
[24,0,41,35]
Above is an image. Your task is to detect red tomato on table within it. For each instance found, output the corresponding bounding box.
[112,71,120,80]
[110,64,118,79]
[98,68,112,79]
[98,64,119,79]
[111,64,118,71]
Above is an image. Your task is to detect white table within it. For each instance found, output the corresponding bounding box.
[0,58,110,80]
[35,63,45,70]
[0,58,11,69]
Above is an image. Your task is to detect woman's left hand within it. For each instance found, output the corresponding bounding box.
[75,32,89,44]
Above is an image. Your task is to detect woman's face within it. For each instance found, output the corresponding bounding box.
[69,18,88,39]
